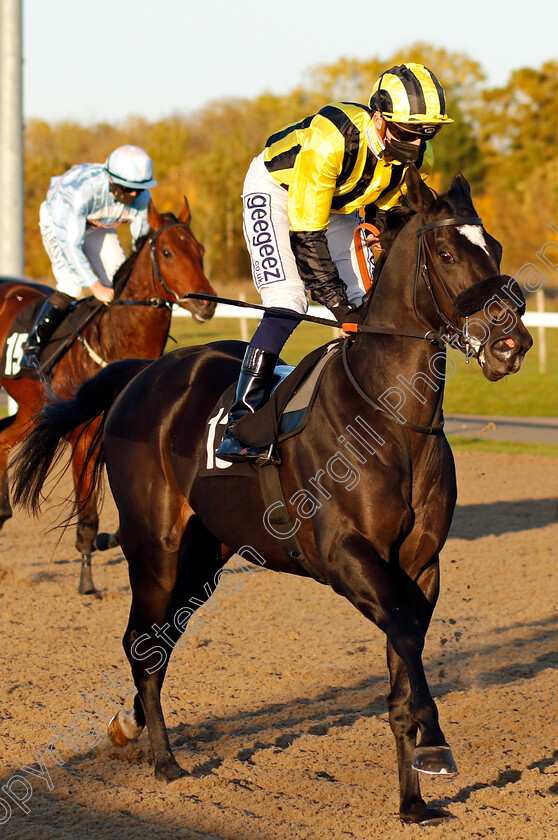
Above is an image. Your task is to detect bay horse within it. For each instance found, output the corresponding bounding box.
[12,167,532,822]
[2,198,216,593]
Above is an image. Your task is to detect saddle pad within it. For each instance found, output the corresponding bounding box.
[1,294,103,379]
[1,296,48,378]
[197,339,342,479]
[234,339,342,447]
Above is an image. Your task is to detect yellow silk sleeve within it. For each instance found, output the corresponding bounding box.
[286,128,344,232]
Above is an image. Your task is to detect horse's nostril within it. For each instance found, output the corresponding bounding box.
[503,337,515,348]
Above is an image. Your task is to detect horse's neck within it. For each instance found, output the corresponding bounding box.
[369,217,423,328]
[119,247,154,302]
[97,248,172,359]
[349,218,446,431]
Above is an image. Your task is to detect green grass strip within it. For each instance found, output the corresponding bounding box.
[448,435,558,457]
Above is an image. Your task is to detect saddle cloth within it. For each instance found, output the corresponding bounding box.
[1,289,103,379]
[198,339,342,479]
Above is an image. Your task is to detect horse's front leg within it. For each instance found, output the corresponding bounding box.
[328,532,455,820]
[70,426,101,595]
[385,555,453,822]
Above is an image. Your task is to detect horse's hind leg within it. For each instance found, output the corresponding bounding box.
[111,514,223,782]
[0,458,13,528]
[70,425,101,595]
[0,405,37,529]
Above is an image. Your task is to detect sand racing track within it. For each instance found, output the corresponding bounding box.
[0,450,557,840]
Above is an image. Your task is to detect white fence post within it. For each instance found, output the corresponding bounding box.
[536,288,546,374]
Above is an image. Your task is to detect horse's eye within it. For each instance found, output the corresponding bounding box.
[161,248,172,258]
[439,250,454,263]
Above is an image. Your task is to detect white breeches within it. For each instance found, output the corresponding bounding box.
[39,203,126,298]
[242,152,369,315]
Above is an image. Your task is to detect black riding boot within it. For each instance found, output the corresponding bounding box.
[216,346,279,463]
[19,293,73,374]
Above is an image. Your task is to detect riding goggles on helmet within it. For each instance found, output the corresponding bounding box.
[387,122,444,141]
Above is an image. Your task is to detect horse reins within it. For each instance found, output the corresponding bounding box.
[76,220,196,368]
[112,215,485,435]
[342,214,484,435]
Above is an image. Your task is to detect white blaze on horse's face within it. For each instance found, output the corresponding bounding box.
[457,225,490,256]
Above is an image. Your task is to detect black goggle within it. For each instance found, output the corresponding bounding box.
[387,122,443,141]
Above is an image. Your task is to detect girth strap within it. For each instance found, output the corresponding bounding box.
[258,463,328,584]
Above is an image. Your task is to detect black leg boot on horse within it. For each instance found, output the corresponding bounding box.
[216,345,278,463]
[19,291,74,376]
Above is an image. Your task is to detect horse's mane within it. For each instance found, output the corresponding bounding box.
[359,182,456,317]
[112,212,179,297]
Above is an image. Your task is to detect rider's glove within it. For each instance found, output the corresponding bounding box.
[330,301,363,326]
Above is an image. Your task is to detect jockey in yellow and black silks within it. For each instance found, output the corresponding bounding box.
[217,63,453,464]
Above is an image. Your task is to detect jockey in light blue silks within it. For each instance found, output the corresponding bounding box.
[20,144,157,374]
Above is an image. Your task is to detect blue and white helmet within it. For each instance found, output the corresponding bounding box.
[105,145,157,189]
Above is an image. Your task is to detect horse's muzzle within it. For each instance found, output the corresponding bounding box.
[481,323,533,380]
[190,297,217,323]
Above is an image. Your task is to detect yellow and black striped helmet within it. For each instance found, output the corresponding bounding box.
[369,63,453,125]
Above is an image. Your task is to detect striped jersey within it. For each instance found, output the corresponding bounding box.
[263,102,433,232]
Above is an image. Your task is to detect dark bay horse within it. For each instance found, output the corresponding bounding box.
[2,198,216,593]
[12,167,532,822]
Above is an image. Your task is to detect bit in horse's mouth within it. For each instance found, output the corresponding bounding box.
[193,311,211,323]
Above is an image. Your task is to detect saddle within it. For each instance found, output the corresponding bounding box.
[197,340,342,585]
[1,288,104,380]
[200,339,342,479]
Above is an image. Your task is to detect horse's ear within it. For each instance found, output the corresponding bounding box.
[147,199,164,231]
[450,172,472,203]
[178,196,191,226]
[404,164,435,213]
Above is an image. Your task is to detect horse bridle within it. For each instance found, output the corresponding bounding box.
[413,215,484,350]
[343,214,485,434]
[149,221,194,304]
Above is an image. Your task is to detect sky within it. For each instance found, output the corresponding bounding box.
[22,0,558,125]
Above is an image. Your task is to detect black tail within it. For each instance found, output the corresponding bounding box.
[11,358,152,515]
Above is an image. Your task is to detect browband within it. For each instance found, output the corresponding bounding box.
[417,216,483,236]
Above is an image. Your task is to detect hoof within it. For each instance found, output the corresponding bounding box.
[108,710,143,747]
[412,745,458,777]
[79,584,102,598]
[401,803,453,824]
[154,756,188,783]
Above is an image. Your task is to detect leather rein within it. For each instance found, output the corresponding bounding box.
[76,221,194,368]
[342,214,484,435]
[113,215,485,435]
[111,220,196,309]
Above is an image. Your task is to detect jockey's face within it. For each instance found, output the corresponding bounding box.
[109,180,139,207]
[372,113,443,147]
[373,111,388,141]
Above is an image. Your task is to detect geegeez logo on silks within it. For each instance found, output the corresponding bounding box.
[243,193,285,287]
